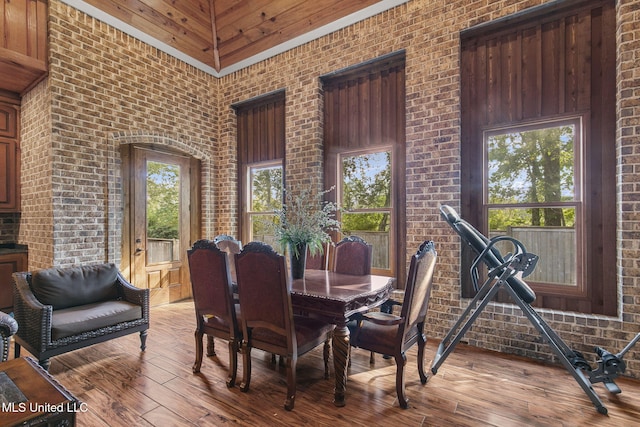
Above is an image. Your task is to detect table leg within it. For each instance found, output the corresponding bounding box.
[332,323,349,407]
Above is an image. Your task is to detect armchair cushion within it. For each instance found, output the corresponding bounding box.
[51,301,143,341]
[31,263,120,310]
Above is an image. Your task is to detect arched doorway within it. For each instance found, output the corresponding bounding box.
[121,144,200,306]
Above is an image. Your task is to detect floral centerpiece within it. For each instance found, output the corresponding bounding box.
[268,186,340,278]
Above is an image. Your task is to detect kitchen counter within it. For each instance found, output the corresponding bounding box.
[0,243,28,255]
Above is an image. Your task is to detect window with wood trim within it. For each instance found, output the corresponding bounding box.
[234,91,286,245]
[340,149,393,271]
[321,51,406,282]
[460,0,616,315]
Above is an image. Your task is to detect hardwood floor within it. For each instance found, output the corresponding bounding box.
[9,300,640,426]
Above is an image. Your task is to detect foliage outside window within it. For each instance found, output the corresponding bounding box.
[485,119,582,288]
[247,163,283,246]
[146,160,180,263]
[341,150,392,270]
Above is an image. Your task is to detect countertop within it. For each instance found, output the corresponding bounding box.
[0,243,28,255]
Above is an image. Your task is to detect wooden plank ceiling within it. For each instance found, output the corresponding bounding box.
[80,0,386,73]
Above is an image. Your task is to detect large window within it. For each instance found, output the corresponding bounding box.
[322,51,406,280]
[460,0,616,315]
[246,162,283,246]
[485,118,583,293]
[340,149,392,270]
[234,90,286,245]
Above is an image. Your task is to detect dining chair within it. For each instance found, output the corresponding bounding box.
[187,239,242,388]
[332,235,372,275]
[234,241,335,411]
[305,242,329,270]
[333,235,375,362]
[210,235,243,355]
[213,234,242,283]
[348,240,437,408]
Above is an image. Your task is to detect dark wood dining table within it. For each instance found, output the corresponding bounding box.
[290,269,395,407]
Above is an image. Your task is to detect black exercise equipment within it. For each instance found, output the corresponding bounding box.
[431,204,639,415]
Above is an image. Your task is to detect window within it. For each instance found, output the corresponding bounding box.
[460,0,616,315]
[246,162,283,246]
[340,149,392,270]
[146,160,180,263]
[233,90,286,245]
[322,51,406,280]
[484,118,583,293]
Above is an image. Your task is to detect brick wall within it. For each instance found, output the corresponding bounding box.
[0,213,20,243]
[216,0,640,376]
[20,2,218,269]
[20,80,52,268]
[17,0,640,376]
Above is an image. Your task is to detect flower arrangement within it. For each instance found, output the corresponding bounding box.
[269,186,341,259]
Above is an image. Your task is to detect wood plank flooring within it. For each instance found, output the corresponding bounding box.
[8,300,640,426]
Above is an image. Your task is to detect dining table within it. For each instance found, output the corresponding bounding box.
[290,269,395,407]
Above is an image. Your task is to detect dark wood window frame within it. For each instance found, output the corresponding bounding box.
[460,0,616,315]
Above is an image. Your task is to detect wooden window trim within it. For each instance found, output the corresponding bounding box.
[321,52,406,284]
[460,0,616,315]
[235,91,286,244]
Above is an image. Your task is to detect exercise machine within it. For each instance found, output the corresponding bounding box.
[431,205,639,415]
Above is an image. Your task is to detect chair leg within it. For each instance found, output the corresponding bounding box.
[226,339,238,388]
[240,342,252,392]
[370,351,375,364]
[14,342,20,357]
[140,330,148,351]
[193,330,204,373]
[395,352,408,409]
[206,334,215,356]
[39,359,51,371]
[417,333,428,384]
[284,356,297,411]
[323,339,330,379]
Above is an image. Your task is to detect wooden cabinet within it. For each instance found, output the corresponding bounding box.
[0,251,27,313]
[0,0,48,95]
[0,101,20,212]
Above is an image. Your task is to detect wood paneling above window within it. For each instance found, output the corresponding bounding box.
[322,52,405,151]
[461,2,605,125]
[234,91,286,164]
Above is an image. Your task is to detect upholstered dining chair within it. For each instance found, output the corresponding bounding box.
[332,235,372,275]
[212,235,242,286]
[213,234,242,283]
[187,239,241,388]
[234,241,335,411]
[305,242,329,270]
[210,235,243,356]
[333,235,374,362]
[348,240,437,408]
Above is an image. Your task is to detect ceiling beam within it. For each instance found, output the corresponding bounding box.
[208,0,221,72]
